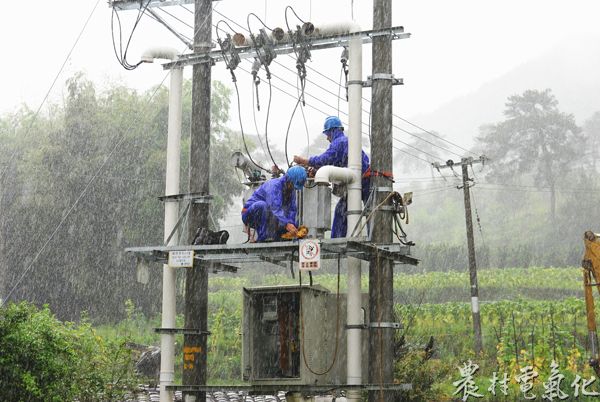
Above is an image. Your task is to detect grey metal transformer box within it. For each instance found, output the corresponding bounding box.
[298,182,331,238]
[242,284,368,386]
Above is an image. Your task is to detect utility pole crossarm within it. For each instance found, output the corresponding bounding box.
[108,0,219,11]
[432,155,488,171]
[162,27,410,70]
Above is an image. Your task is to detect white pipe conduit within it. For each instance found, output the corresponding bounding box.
[314,166,358,186]
[143,47,181,402]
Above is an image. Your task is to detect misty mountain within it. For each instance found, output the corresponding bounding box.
[410,34,600,147]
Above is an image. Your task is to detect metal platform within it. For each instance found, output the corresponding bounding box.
[126,237,418,271]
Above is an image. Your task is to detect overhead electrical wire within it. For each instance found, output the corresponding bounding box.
[250,79,270,161]
[254,59,443,163]
[237,63,432,167]
[111,0,151,70]
[210,9,446,167]
[216,20,269,174]
[246,14,279,171]
[211,9,463,160]
[273,56,461,159]
[298,56,478,157]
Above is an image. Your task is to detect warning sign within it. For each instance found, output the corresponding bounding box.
[168,250,195,268]
[299,239,320,271]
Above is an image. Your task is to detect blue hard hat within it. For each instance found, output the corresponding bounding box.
[286,166,307,190]
[322,116,343,133]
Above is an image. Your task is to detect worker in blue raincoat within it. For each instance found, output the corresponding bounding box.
[293,116,370,238]
[242,166,307,242]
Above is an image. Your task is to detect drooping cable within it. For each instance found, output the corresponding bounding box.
[298,253,342,376]
[111,0,150,70]
[251,79,270,160]
[245,14,279,171]
[233,78,269,173]
[284,73,310,168]
[237,62,434,167]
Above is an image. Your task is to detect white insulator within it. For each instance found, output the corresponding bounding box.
[312,22,360,37]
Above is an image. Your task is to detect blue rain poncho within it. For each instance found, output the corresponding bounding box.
[307,128,371,237]
[242,175,297,241]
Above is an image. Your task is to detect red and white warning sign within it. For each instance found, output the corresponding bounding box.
[299,239,321,271]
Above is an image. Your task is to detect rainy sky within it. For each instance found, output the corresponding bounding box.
[1,0,599,152]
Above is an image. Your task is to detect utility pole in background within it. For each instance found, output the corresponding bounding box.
[369,0,395,400]
[183,0,212,400]
[434,156,486,354]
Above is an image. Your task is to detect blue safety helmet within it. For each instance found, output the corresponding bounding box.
[322,116,343,134]
[286,166,307,190]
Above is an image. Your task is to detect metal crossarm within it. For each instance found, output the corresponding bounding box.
[108,0,220,11]
[162,27,410,70]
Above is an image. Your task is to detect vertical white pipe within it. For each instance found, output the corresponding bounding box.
[346,34,363,399]
[160,65,183,402]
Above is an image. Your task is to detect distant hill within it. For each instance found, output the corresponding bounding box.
[409,34,600,148]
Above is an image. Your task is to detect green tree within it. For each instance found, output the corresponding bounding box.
[0,74,244,321]
[0,302,138,401]
[477,89,581,220]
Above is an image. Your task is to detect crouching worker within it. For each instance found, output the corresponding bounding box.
[242,166,307,242]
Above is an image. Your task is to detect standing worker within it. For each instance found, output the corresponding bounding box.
[293,116,371,238]
[242,166,307,242]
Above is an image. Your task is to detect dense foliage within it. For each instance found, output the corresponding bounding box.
[0,302,138,401]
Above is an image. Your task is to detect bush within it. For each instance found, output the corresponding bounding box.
[0,302,138,402]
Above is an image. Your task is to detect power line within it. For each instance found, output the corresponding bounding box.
[237,63,432,166]
[208,10,450,167]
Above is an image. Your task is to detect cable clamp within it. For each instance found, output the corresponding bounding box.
[346,324,368,330]
[347,79,369,87]
[369,322,402,329]
[375,187,393,193]
[158,192,213,204]
[346,209,363,216]
[361,74,403,87]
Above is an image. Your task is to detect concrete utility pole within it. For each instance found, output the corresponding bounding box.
[183,0,212,400]
[460,158,483,354]
[369,0,395,400]
[434,157,486,354]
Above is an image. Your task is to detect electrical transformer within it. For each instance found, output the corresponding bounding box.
[242,284,368,386]
[298,181,332,238]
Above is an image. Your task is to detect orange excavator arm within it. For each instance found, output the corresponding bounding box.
[583,231,600,374]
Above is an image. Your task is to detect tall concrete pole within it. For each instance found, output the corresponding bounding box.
[183,0,212,400]
[461,159,483,354]
[369,0,395,401]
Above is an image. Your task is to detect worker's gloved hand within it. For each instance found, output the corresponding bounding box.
[293,155,308,165]
[285,223,298,235]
